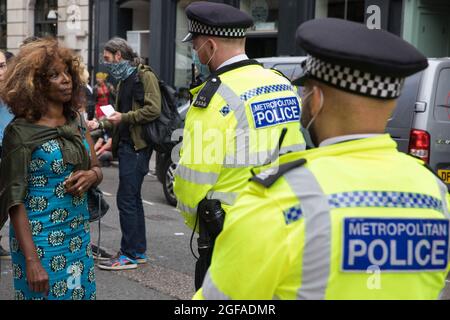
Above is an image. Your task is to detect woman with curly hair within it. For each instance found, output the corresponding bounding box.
[0,38,102,300]
[0,49,15,260]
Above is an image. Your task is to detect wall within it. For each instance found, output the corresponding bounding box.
[57,0,90,64]
[5,0,90,63]
[403,0,450,57]
[5,0,29,53]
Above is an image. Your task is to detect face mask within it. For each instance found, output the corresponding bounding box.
[192,40,217,78]
[104,60,136,81]
[301,87,324,146]
[192,49,210,79]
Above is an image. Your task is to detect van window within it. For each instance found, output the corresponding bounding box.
[434,68,450,123]
[272,64,297,80]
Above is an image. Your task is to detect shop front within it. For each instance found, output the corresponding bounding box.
[94,0,405,93]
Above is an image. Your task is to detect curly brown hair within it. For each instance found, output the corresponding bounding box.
[0,38,85,122]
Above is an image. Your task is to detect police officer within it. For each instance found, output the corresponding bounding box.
[194,18,450,300]
[174,1,306,290]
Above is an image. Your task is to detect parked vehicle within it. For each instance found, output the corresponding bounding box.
[387,58,450,186]
[256,56,306,83]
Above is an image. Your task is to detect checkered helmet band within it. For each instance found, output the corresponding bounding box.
[189,19,247,38]
[304,55,405,99]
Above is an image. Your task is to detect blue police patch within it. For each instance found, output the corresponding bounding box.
[250,97,300,129]
[342,218,449,272]
[220,105,231,117]
[283,205,303,225]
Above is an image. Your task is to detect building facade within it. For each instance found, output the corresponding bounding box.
[1,0,93,70]
[1,0,449,91]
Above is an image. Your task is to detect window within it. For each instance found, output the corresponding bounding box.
[240,0,279,59]
[174,0,202,99]
[0,0,6,50]
[35,0,58,38]
[240,0,279,34]
[315,0,365,23]
[435,69,450,123]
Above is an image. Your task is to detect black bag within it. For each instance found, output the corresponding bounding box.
[88,186,110,223]
[140,68,184,154]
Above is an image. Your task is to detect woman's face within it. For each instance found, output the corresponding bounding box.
[96,77,105,85]
[0,52,7,82]
[46,59,73,104]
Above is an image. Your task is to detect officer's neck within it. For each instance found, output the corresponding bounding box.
[314,97,395,146]
[315,123,388,146]
[210,48,246,72]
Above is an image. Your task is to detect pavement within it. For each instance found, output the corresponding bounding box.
[0,155,197,300]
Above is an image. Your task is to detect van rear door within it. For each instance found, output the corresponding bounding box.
[429,66,450,186]
[386,72,422,153]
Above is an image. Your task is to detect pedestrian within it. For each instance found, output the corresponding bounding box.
[194,18,450,300]
[0,49,15,260]
[173,1,307,290]
[94,72,115,119]
[94,132,113,167]
[78,63,96,122]
[0,38,103,300]
[88,37,161,271]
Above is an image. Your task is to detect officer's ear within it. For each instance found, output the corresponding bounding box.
[208,38,218,53]
[309,85,324,114]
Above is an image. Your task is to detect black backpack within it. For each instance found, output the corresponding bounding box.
[139,67,184,154]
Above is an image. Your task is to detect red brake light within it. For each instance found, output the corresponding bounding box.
[408,129,430,163]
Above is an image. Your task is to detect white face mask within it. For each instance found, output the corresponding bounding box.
[302,87,324,130]
[193,40,217,72]
[301,86,325,147]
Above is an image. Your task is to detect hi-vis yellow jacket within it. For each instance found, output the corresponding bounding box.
[174,60,306,229]
[194,135,450,300]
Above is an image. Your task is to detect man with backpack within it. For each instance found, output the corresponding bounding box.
[88,37,161,270]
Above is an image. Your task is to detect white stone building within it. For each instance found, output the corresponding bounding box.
[1,0,91,64]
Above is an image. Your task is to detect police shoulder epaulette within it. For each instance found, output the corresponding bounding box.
[193,76,222,109]
[250,158,307,188]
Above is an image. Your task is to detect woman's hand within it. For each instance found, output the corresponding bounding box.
[26,260,49,297]
[87,119,99,131]
[9,204,50,298]
[64,170,97,197]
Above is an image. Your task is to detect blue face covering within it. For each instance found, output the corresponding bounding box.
[192,49,210,79]
[104,60,137,81]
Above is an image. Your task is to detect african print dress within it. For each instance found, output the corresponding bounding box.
[10,138,96,300]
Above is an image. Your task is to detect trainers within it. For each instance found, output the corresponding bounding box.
[0,245,10,260]
[135,253,148,264]
[91,244,113,262]
[97,255,138,271]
